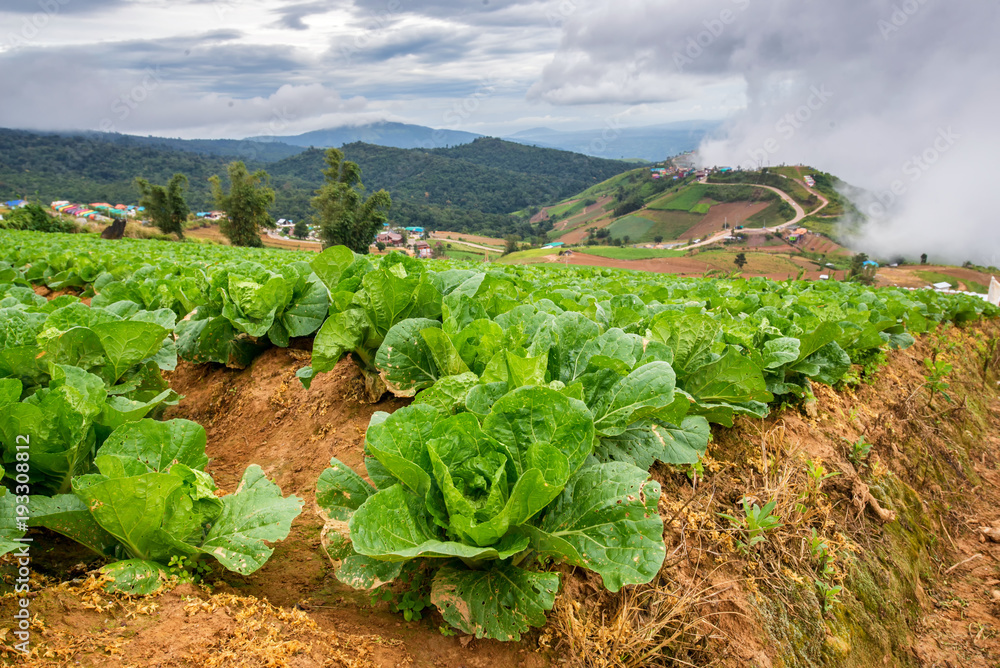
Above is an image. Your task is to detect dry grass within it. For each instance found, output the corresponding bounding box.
[80,221,172,240]
[548,571,729,667]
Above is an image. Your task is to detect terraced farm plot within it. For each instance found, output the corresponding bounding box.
[445,249,487,261]
[551,197,611,233]
[543,199,581,219]
[577,247,686,260]
[793,233,849,256]
[636,209,704,241]
[690,202,712,214]
[606,214,654,240]
[431,231,506,248]
[694,249,803,276]
[648,184,709,211]
[745,200,794,228]
[680,202,770,240]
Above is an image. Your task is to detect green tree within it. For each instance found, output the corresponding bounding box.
[135,173,190,239]
[503,234,521,255]
[654,235,663,243]
[734,252,748,270]
[312,148,392,253]
[210,162,275,247]
[920,253,928,265]
[293,219,309,239]
[849,252,868,276]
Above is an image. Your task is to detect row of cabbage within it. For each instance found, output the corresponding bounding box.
[300,245,997,638]
[0,257,302,594]
[1,230,996,638]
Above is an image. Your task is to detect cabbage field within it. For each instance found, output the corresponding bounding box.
[1,230,997,642]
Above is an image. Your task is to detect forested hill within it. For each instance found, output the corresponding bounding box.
[0,129,636,237]
[269,138,637,214]
[0,129,230,210]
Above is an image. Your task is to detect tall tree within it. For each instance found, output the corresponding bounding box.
[312,148,392,253]
[733,252,748,270]
[293,219,309,239]
[209,162,275,247]
[135,173,190,239]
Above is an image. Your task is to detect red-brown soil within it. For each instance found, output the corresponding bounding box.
[679,202,769,240]
[790,233,846,256]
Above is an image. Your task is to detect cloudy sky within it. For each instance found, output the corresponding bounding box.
[0,0,996,263]
[0,0,745,139]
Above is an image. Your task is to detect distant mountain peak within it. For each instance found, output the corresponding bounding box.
[245,122,483,151]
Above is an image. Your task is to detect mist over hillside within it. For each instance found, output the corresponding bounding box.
[657,2,998,265]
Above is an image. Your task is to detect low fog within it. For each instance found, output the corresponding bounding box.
[535,0,1000,266]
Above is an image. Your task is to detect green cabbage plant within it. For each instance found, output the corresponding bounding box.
[316,385,665,640]
[28,419,303,593]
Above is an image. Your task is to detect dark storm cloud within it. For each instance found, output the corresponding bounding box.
[531,0,1000,264]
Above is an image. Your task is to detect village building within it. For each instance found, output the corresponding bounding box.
[376,231,403,246]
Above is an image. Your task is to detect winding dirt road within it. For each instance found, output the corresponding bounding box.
[681,178,830,250]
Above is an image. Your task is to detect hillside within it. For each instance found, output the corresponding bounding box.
[0,129,635,238]
[268,139,635,214]
[533,163,805,247]
[0,128,231,211]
